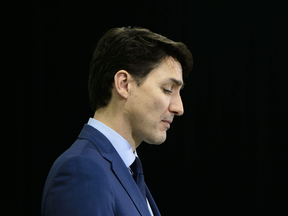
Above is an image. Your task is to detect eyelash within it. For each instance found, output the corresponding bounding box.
[163,88,172,94]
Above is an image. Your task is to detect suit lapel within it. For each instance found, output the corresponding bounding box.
[78,125,152,216]
[111,157,152,216]
[146,185,161,216]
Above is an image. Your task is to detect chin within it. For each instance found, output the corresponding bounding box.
[145,134,167,145]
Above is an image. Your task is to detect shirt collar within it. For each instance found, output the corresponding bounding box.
[87,118,136,167]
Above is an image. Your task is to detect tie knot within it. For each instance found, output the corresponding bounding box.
[130,157,143,176]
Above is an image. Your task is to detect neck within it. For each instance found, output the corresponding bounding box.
[93,105,140,151]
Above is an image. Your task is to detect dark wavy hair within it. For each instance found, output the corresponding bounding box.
[88,26,193,112]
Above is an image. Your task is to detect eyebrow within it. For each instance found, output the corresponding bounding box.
[170,78,185,90]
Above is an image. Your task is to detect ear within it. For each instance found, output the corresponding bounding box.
[114,70,134,99]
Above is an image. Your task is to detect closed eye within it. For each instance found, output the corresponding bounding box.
[163,88,172,94]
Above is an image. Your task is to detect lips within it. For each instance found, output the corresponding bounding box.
[162,120,172,129]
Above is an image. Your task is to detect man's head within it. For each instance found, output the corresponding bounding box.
[123,56,186,145]
[88,26,193,112]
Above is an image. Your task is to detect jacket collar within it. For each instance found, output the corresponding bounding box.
[78,124,153,216]
[87,118,135,168]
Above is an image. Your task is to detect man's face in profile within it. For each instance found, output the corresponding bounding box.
[126,57,184,145]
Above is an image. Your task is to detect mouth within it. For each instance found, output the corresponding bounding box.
[161,120,172,129]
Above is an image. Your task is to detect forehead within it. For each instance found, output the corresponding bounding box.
[147,57,183,83]
[165,57,182,72]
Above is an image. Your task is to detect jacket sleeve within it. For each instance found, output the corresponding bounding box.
[42,155,115,216]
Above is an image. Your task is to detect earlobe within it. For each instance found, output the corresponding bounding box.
[114,70,131,99]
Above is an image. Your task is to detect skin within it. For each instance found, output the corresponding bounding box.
[94,57,184,151]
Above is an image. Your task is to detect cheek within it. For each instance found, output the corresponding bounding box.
[154,93,170,109]
[149,97,170,118]
[136,89,170,119]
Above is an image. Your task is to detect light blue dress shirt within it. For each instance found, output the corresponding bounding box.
[88,117,135,167]
[87,118,154,216]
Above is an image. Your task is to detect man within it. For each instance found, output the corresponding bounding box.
[41,27,193,216]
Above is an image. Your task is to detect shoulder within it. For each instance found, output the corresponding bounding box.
[48,138,111,182]
[42,139,115,215]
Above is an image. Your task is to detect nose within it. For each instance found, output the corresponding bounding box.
[169,94,184,116]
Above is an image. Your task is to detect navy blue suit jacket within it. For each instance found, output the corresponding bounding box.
[41,124,161,216]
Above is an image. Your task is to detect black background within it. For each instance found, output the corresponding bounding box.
[4,0,288,215]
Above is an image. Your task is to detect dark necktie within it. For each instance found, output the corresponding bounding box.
[130,157,146,200]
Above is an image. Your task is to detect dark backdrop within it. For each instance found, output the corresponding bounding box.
[4,0,288,215]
